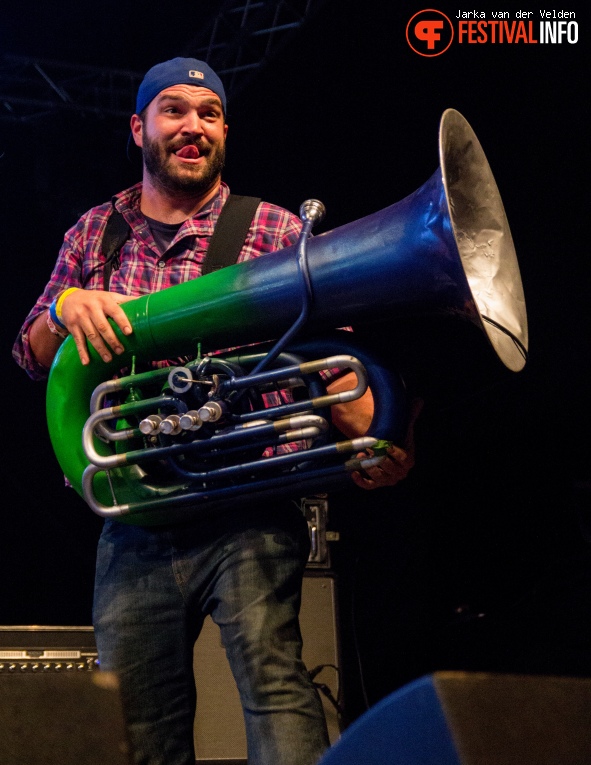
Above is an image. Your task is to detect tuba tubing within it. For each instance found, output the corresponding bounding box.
[46,109,528,525]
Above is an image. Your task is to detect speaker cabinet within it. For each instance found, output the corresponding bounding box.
[193,574,342,763]
[317,671,591,765]
[0,632,130,765]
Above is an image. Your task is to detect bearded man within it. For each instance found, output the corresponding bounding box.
[13,57,416,765]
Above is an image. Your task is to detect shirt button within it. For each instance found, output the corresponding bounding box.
[158,261,165,269]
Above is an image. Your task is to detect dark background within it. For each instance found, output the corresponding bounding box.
[1,1,589,724]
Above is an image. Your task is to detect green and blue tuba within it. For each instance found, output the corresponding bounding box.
[46,110,528,526]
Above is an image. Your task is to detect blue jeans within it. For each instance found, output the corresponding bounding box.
[93,504,330,765]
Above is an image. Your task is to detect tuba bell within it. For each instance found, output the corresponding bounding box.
[46,109,528,525]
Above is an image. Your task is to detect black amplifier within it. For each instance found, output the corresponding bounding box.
[0,627,129,764]
[0,625,99,674]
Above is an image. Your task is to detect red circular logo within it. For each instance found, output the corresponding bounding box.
[406,9,454,56]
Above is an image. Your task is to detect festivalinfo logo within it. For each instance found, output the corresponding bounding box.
[406,8,578,56]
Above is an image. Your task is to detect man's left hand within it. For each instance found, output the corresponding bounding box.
[351,398,423,490]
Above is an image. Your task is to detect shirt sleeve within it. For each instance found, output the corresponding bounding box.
[12,217,88,380]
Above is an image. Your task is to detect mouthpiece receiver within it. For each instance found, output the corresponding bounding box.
[299,199,326,227]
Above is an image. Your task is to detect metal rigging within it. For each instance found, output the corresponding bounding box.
[0,0,326,123]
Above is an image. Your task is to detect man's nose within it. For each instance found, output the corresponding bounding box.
[181,111,204,135]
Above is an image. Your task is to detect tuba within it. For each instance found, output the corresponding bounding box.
[46,109,528,526]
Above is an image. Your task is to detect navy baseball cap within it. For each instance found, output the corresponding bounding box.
[135,57,227,115]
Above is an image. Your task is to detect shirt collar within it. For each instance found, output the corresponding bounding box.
[112,181,230,220]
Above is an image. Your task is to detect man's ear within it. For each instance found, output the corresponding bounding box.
[130,114,143,148]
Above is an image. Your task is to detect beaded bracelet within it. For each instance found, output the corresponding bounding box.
[46,310,68,339]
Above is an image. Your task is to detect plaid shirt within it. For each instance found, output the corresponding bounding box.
[13,182,302,380]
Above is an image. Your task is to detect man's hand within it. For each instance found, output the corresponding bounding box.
[350,398,423,491]
[60,289,134,365]
[327,371,423,491]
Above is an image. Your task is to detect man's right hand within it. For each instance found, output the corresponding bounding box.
[59,289,134,365]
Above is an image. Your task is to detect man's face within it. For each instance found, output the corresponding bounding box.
[132,84,228,196]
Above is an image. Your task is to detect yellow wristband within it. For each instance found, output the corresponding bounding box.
[55,287,80,319]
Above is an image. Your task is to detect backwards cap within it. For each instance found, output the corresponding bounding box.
[135,57,226,114]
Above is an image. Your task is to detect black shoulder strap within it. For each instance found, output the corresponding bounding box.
[201,194,261,275]
[101,208,131,291]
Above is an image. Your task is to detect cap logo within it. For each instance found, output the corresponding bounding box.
[189,70,205,80]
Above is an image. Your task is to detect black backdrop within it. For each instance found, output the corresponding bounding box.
[1,1,589,721]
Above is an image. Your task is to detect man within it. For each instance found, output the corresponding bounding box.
[13,58,416,765]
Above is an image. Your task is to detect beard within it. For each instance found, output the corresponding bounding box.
[142,131,225,196]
